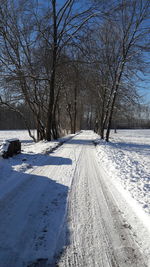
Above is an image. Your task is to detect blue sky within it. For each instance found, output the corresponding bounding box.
[138,80,150,104]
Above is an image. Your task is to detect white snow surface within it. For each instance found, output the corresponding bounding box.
[0,130,74,174]
[0,141,10,155]
[0,129,36,142]
[0,130,149,266]
[95,129,150,215]
[0,130,77,266]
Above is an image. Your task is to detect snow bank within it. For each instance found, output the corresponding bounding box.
[96,129,150,215]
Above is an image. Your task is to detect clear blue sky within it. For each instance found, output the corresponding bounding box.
[138,80,150,104]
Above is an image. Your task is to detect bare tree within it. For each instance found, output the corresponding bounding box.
[0,0,94,140]
[104,0,150,141]
[84,0,150,141]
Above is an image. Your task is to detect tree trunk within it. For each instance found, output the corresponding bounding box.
[105,91,117,142]
[100,127,104,139]
[73,85,77,134]
[46,0,57,141]
[98,86,107,139]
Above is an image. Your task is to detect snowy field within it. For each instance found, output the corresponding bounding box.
[96,129,150,215]
[0,129,36,143]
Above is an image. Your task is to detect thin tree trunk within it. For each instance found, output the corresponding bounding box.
[46,0,57,141]
[105,91,117,142]
[73,85,77,134]
[98,86,107,139]
[101,84,115,136]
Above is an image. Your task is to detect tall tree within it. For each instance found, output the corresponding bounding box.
[0,0,94,140]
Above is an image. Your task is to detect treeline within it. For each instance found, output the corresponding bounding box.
[1,102,150,131]
[0,0,150,141]
[111,104,150,129]
[0,105,35,130]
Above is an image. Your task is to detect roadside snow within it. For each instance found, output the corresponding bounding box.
[0,130,74,184]
[0,140,57,185]
[0,131,83,266]
[95,129,150,215]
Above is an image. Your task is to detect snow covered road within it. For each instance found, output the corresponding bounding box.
[0,131,149,266]
[58,133,149,267]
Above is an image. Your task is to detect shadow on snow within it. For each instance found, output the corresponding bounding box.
[11,153,72,167]
[0,160,71,266]
[108,141,150,155]
[66,138,94,145]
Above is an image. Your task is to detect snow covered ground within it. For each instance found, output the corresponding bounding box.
[0,129,36,143]
[0,130,77,266]
[0,130,149,266]
[0,130,74,180]
[95,129,150,215]
[0,130,65,184]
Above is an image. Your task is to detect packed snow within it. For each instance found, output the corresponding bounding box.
[0,129,149,266]
[95,129,150,215]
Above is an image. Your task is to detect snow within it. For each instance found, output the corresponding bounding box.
[0,130,149,266]
[57,131,150,266]
[0,130,79,265]
[0,141,10,155]
[0,130,74,182]
[0,136,57,184]
[0,129,36,143]
[95,129,150,216]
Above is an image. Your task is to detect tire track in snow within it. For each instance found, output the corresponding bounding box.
[57,141,148,266]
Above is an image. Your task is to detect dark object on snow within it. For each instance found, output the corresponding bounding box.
[1,138,21,158]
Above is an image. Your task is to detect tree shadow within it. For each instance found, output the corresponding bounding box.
[0,168,70,266]
[66,139,94,145]
[108,141,150,155]
[9,153,72,168]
